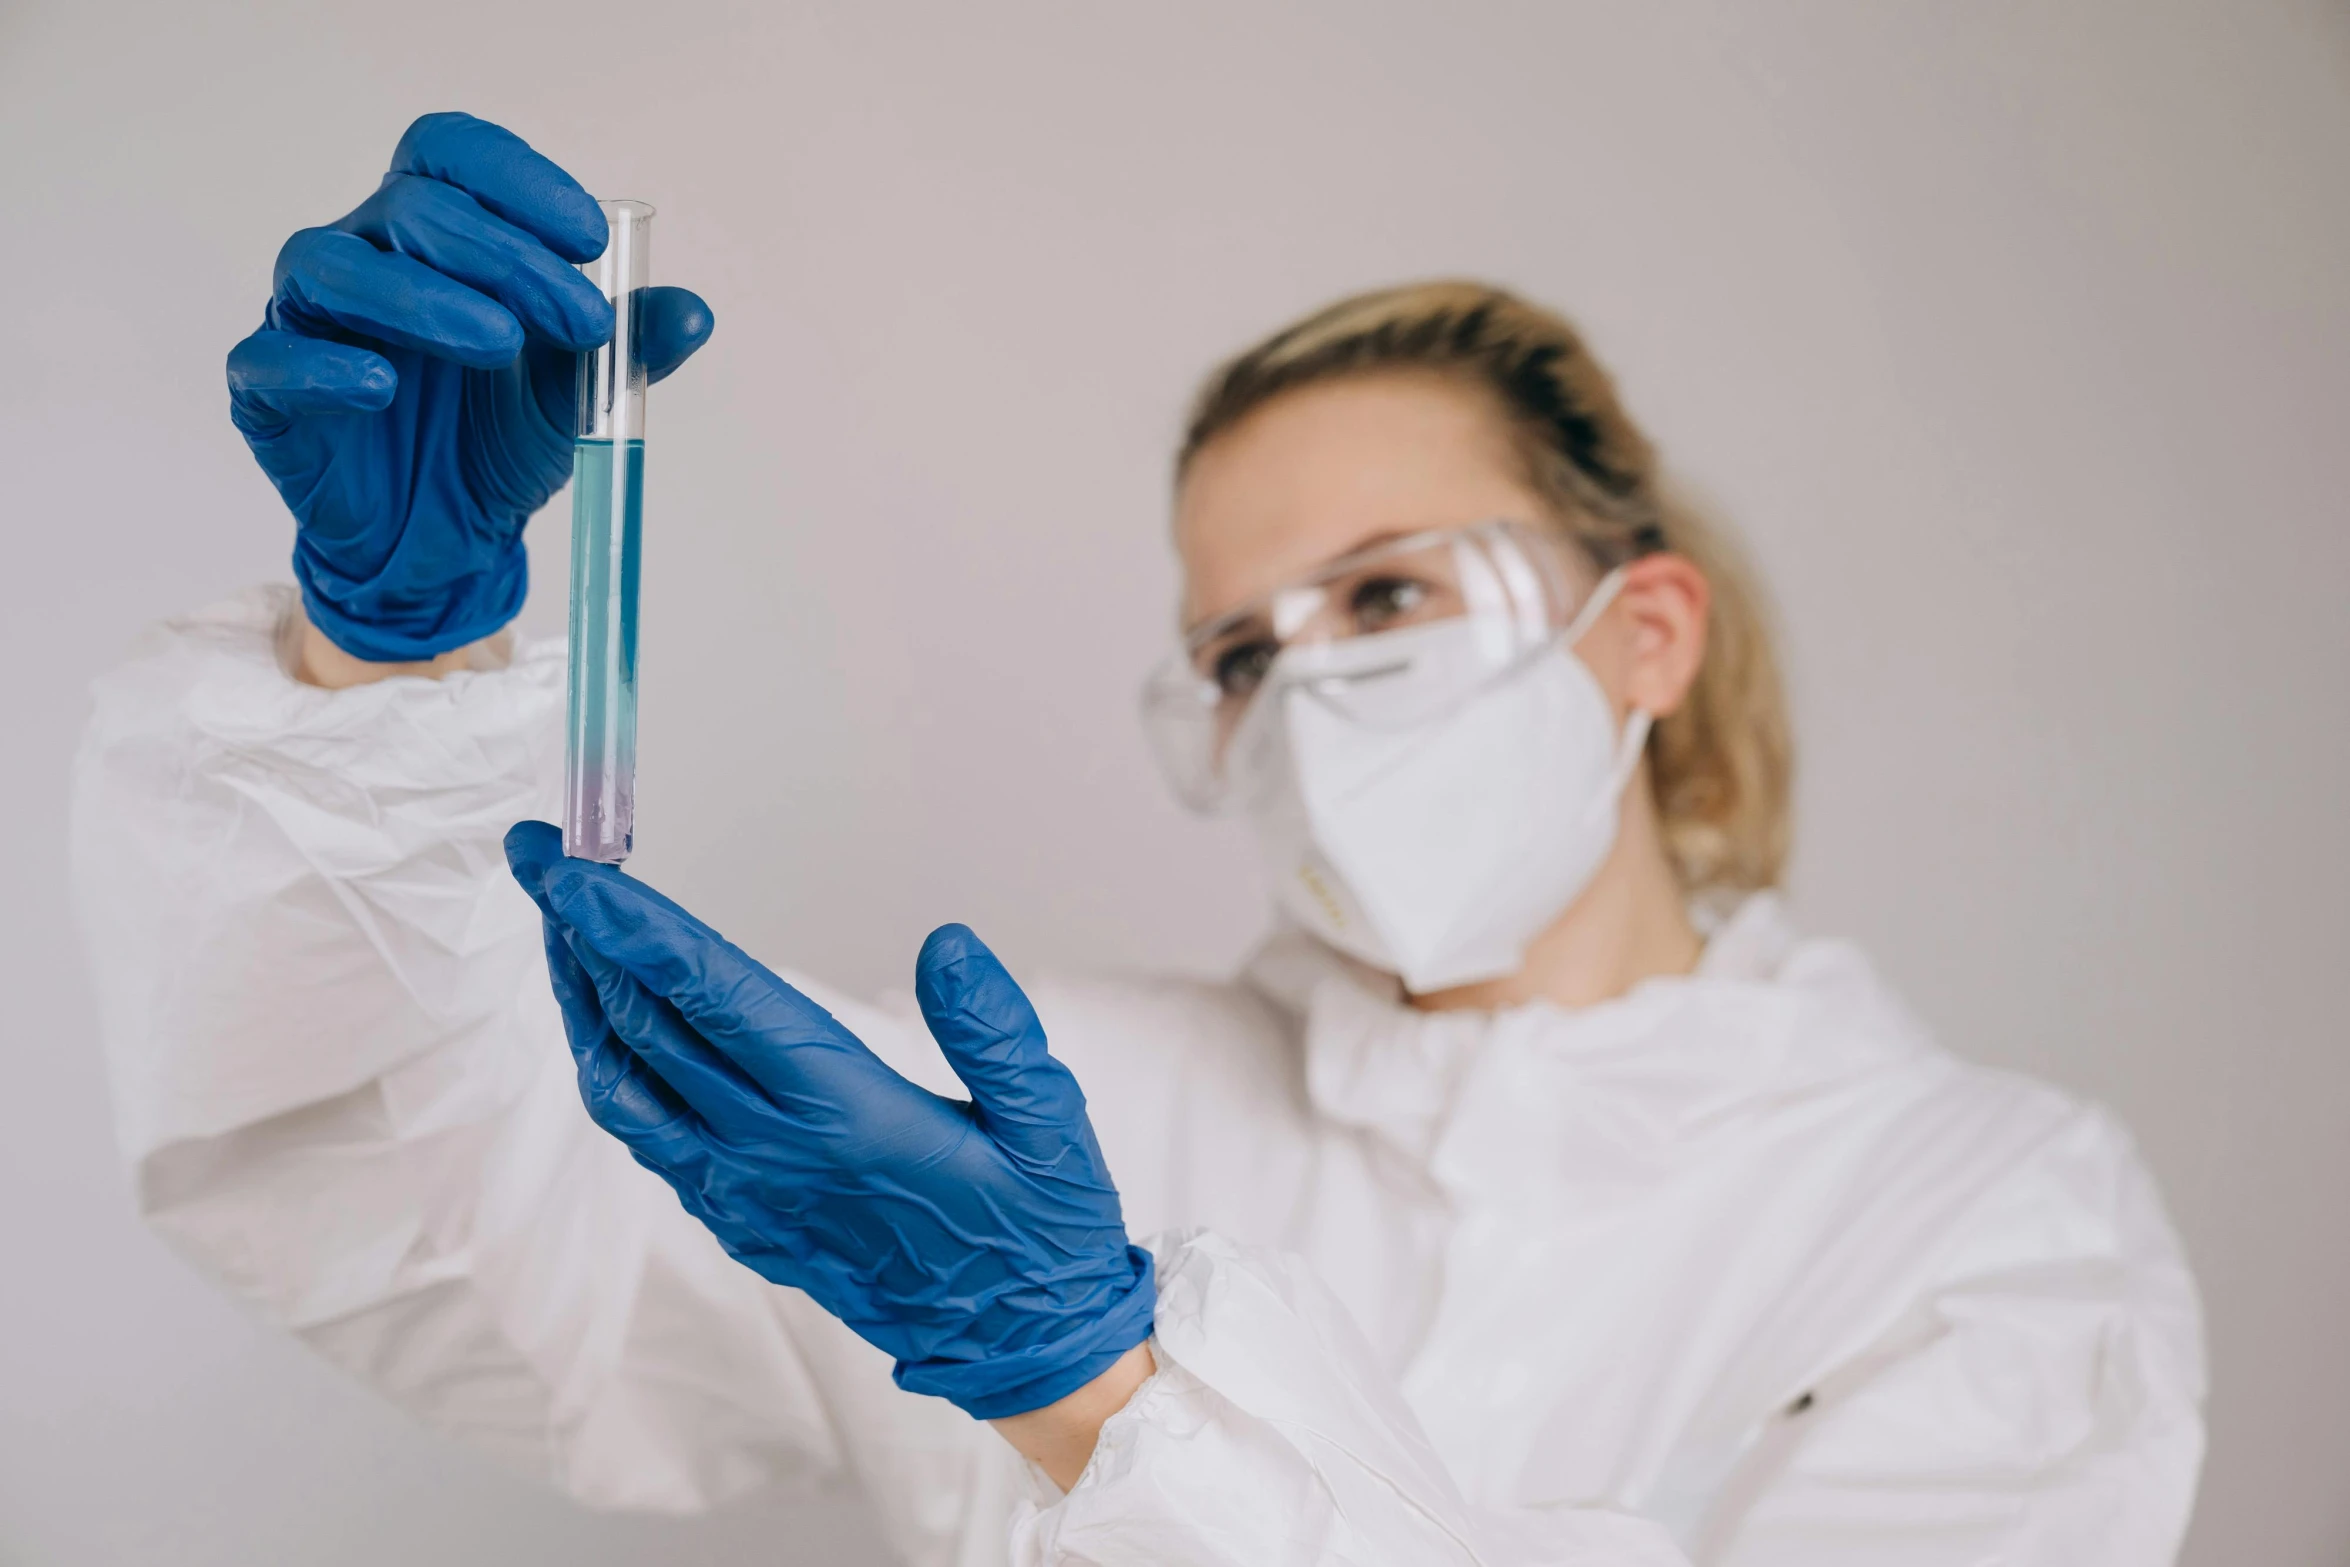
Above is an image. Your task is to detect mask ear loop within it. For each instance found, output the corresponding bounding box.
[1598,709,1655,813]
[1561,566,1655,820]
[1559,565,1628,646]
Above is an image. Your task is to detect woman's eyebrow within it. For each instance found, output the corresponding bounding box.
[1332,528,1417,559]
[1181,525,1443,637]
[1186,604,1275,644]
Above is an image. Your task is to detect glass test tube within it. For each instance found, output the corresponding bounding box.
[564,199,655,863]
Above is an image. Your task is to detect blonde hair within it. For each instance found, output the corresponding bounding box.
[1177,280,1792,897]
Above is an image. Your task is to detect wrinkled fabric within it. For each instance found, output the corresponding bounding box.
[71,585,2207,1566]
[227,111,711,660]
[1017,1231,1691,1567]
[506,825,1157,1419]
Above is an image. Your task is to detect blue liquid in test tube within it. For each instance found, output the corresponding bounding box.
[565,437,645,860]
[564,200,656,863]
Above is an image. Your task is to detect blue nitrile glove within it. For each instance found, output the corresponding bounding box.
[226,112,715,661]
[503,821,1158,1419]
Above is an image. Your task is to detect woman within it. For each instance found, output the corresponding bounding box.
[71,113,2203,1565]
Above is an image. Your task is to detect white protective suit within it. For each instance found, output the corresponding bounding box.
[70,586,2207,1566]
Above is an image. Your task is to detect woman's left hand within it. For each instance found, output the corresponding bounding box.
[504,821,1158,1424]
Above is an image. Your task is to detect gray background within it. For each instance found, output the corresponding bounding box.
[3,1,2345,1562]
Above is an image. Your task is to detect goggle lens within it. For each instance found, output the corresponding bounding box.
[1140,520,1598,813]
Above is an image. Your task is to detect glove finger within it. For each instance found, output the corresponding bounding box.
[509,825,696,1138]
[914,923,1090,1164]
[547,918,737,1211]
[226,329,396,431]
[388,111,607,263]
[504,819,574,913]
[342,174,613,353]
[509,831,796,1138]
[538,858,911,1112]
[640,287,715,385]
[272,226,523,368]
[558,921,795,1147]
[541,914,699,1140]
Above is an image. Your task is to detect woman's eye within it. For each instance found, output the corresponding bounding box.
[1211,639,1278,701]
[1350,576,1429,631]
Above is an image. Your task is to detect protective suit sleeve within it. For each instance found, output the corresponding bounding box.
[65,585,1009,1543]
[1698,1105,2207,1567]
[1012,1230,1690,1567]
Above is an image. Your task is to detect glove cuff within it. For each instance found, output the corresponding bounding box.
[894,1245,1160,1421]
[295,538,529,662]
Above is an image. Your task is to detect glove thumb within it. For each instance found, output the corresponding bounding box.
[915,924,1088,1167]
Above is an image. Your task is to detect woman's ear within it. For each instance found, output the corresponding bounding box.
[1608,553,1710,719]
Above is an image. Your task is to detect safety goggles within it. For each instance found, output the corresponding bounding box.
[1140,519,1617,813]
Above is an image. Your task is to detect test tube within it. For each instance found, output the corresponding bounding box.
[564,199,655,863]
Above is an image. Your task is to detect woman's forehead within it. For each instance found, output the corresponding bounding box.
[1173,374,1545,625]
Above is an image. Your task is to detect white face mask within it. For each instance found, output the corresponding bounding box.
[1245,571,1650,995]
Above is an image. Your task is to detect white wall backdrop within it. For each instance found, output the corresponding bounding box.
[3,1,2345,1562]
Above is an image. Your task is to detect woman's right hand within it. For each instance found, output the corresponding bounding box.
[226,112,714,667]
